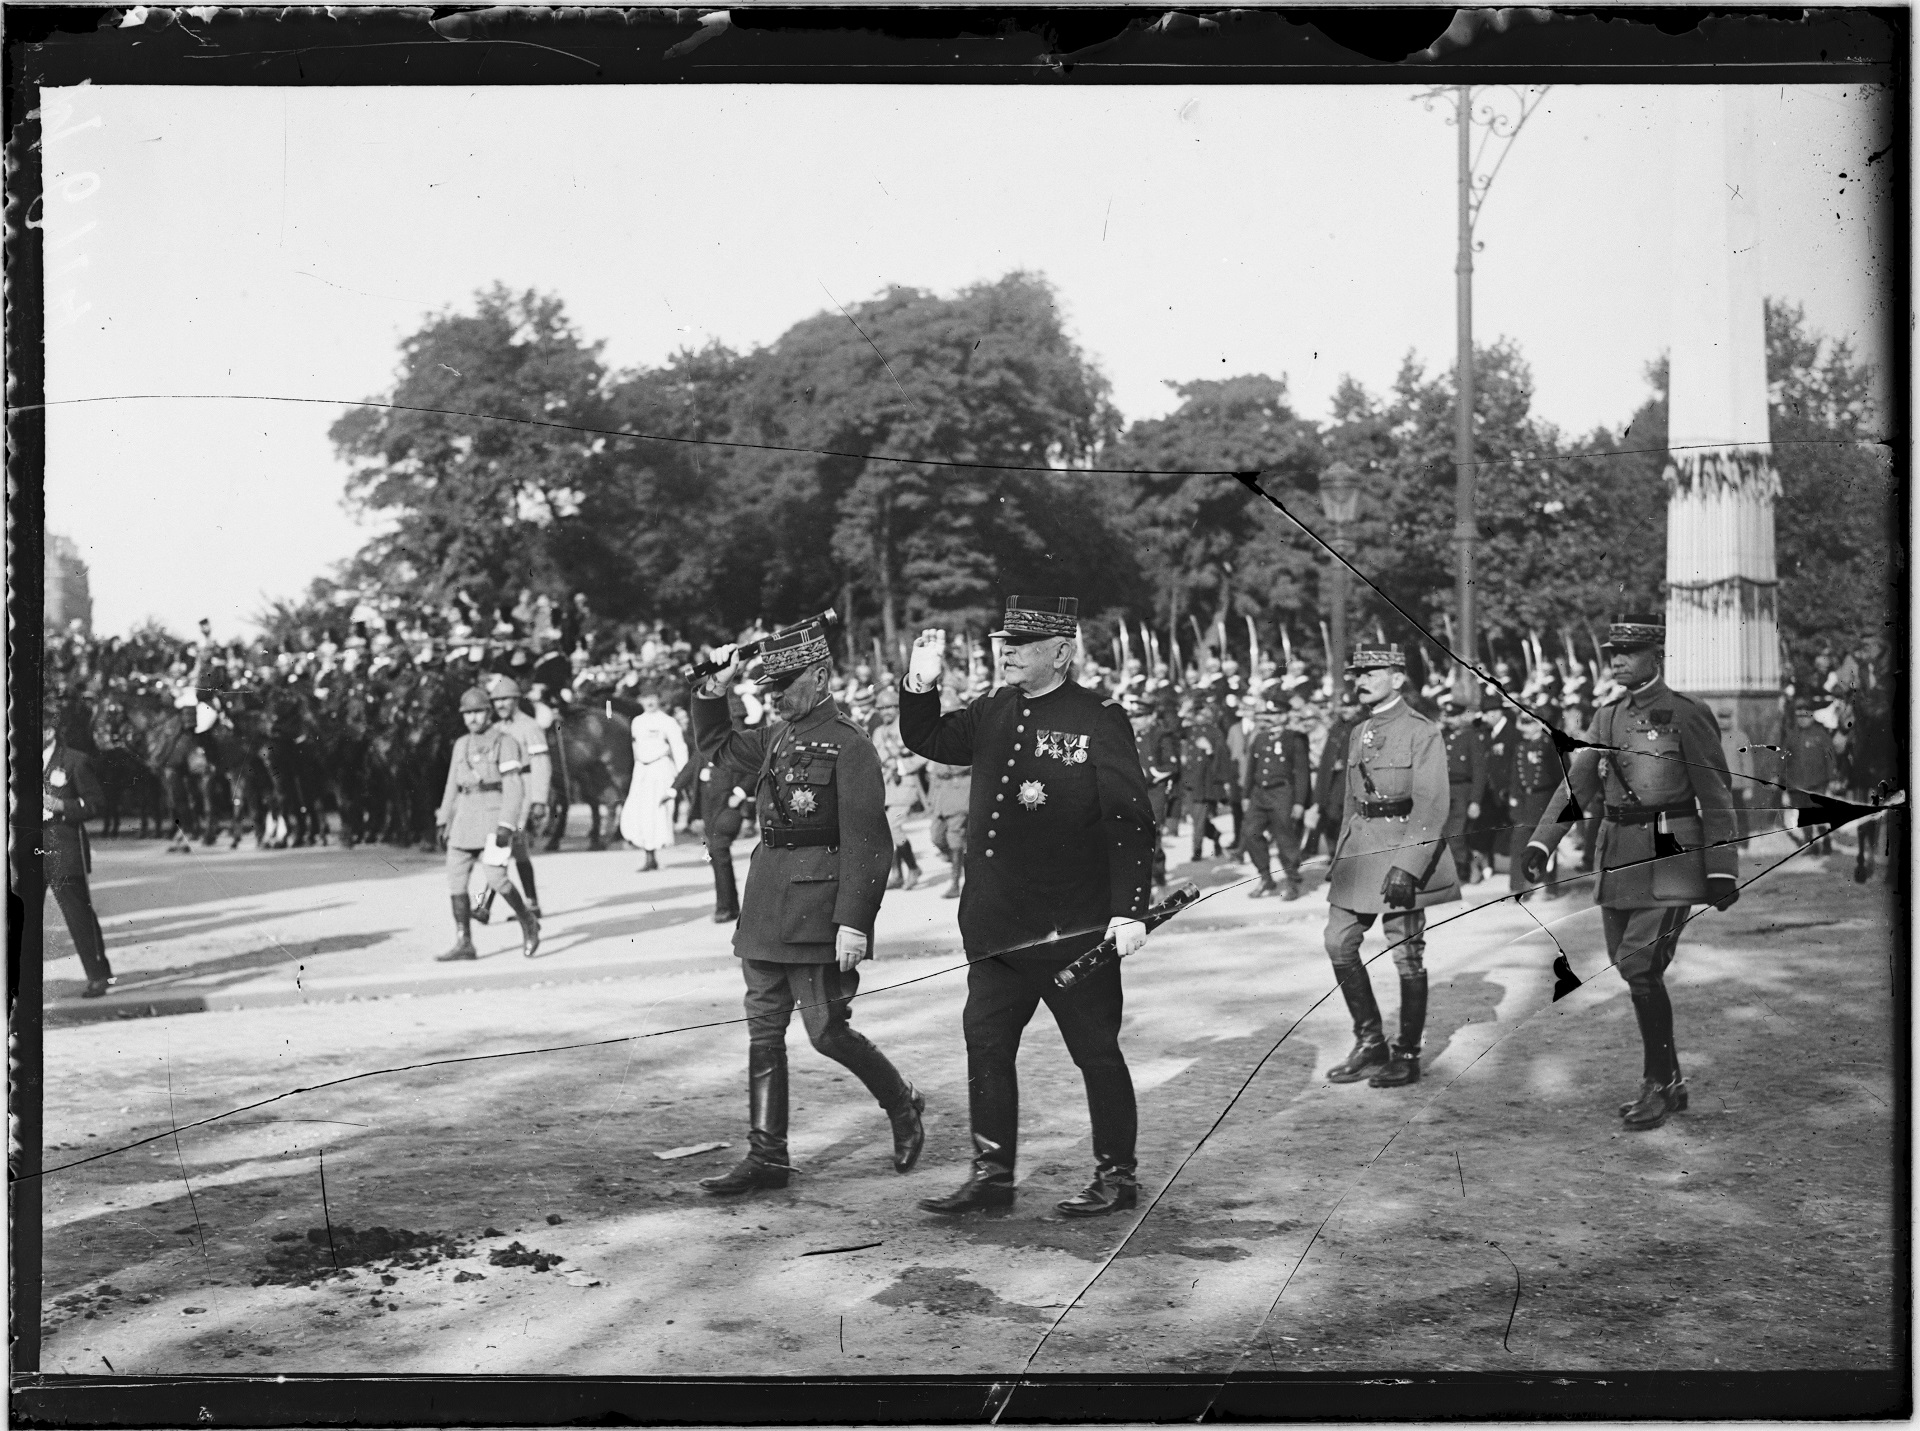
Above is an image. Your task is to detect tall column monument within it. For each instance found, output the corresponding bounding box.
[1663,86,1783,789]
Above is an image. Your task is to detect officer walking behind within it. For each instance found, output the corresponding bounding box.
[924,697,973,900]
[1306,694,1361,861]
[1439,692,1489,884]
[697,686,755,923]
[690,619,925,1196]
[1140,689,1184,897]
[43,696,115,998]
[899,597,1157,1218]
[1240,696,1312,900]
[435,686,541,962]
[473,675,550,925]
[1784,698,1839,854]
[1508,707,1568,900]
[1321,646,1459,1089]
[1523,615,1740,1131]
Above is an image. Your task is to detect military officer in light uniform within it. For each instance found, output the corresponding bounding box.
[1524,614,1740,1131]
[472,674,551,924]
[1240,696,1312,900]
[435,686,541,961]
[1321,645,1459,1089]
[691,618,925,1196]
[899,596,1157,1218]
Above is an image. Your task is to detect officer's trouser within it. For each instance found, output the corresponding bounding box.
[47,874,111,984]
[1604,904,1689,1084]
[962,951,1136,1176]
[1240,794,1301,882]
[739,959,912,1164]
[1324,905,1426,1044]
[446,845,514,896]
[705,794,742,916]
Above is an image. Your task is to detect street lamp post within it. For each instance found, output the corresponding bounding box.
[1319,461,1362,687]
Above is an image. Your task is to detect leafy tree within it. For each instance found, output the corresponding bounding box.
[330,285,613,616]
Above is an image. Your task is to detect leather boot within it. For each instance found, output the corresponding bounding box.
[943,842,964,899]
[1621,990,1687,1117]
[436,895,478,961]
[702,1047,791,1194]
[1370,973,1427,1087]
[888,1084,927,1173]
[919,1136,1014,1214]
[501,886,540,959]
[713,855,739,923]
[1056,1161,1139,1218]
[1622,1078,1680,1130]
[471,888,494,925]
[516,859,540,918]
[1324,964,1386,1082]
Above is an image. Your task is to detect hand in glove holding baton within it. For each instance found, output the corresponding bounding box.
[696,644,743,699]
[905,628,946,693]
[1106,915,1148,959]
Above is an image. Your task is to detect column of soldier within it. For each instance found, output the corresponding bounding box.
[43,594,1858,1217]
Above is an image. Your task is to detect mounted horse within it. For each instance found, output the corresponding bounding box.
[545,702,634,851]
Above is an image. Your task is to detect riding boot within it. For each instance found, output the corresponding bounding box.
[471,888,494,925]
[1370,973,1428,1087]
[515,858,540,918]
[712,854,740,923]
[436,895,478,961]
[918,1134,1015,1214]
[818,1027,921,1170]
[1056,1160,1139,1219]
[943,840,965,899]
[701,1045,791,1194]
[500,887,541,959]
[887,1082,928,1174]
[1619,985,1686,1119]
[1324,965,1387,1082]
[898,842,920,889]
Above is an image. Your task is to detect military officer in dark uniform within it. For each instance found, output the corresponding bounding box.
[899,597,1157,1217]
[1307,695,1361,861]
[1508,707,1568,899]
[1524,615,1740,1130]
[1240,696,1312,900]
[1140,688,1183,896]
[1440,692,1489,882]
[1321,646,1459,1089]
[42,695,114,998]
[691,619,925,1196]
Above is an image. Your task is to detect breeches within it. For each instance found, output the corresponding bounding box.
[961,952,1136,1171]
[1241,797,1300,877]
[446,845,514,896]
[1602,904,1688,988]
[930,812,968,858]
[739,958,908,1111]
[1324,904,1426,977]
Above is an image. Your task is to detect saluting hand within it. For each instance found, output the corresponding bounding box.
[906,629,946,692]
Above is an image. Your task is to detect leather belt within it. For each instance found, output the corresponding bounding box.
[458,781,503,793]
[1604,801,1695,825]
[1360,798,1413,818]
[762,826,839,849]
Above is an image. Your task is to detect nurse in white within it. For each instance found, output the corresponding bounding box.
[620,689,689,871]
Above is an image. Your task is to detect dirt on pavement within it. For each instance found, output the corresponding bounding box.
[31,820,1902,1379]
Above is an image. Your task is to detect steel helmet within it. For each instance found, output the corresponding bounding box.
[485,674,522,701]
[458,686,493,713]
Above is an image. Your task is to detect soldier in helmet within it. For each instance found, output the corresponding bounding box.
[473,674,551,923]
[1320,645,1459,1090]
[1523,614,1740,1131]
[434,686,541,961]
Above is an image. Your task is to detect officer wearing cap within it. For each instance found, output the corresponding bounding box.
[1523,614,1739,1131]
[472,674,551,925]
[1240,695,1311,900]
[899,597,1157,1218]
[42,693,115,999]
[1508,705,1568,899]
[434,686,541,961]
[1321,644,1459,1090]
[690,618,926,1197]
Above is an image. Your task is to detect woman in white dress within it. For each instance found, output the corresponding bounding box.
[620,690,689,871]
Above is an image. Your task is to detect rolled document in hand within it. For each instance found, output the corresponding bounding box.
[1053,881,1202,990]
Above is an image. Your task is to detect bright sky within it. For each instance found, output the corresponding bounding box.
[41,83,1894,639]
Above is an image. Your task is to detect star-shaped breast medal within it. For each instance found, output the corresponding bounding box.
[790,787,818,815]
[1017,780,1047,810]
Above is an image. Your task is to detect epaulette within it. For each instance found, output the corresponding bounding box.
[1598,687,1631,706]
[833,714,869,739]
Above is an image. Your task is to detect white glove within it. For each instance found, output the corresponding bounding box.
[1302,807,1320,832]
[699,643,742,697]
[1106,916,1148,960]
[905,628,946,693]
[835,925,871,973]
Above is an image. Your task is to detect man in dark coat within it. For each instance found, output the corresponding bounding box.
[1525,614,1740,1131]
[1439,693,1490,882]
[1239,697,1312,899]
[1783,699,1839,854]
[899,597,1157,1218]
[1308,696,1361,861]
[691,619,924,1196]
[42,697,114,998]
[1140,689,1183,895]
[1179,701,1234,862]
[1321,646,1459,1090]
[1507,708,1567,900]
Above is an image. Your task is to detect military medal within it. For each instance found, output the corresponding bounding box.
[1017,780,1048,810]
[49,769,67,788]
[790,787,818,815]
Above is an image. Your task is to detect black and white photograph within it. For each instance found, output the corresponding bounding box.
[14,9,1906,1421]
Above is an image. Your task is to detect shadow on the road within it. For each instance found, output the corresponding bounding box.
[45,903,357,964]
[83,842,441,915]
[567,882,711,912]
[45,930,399,1000]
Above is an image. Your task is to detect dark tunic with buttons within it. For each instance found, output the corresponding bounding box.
[899,677,1155,962]
[693,694,891,964]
